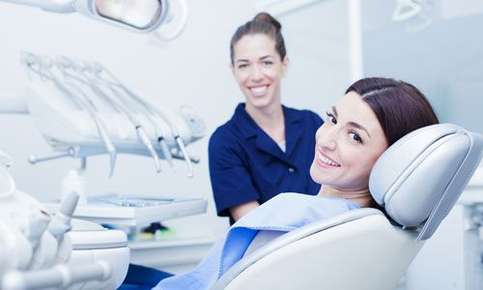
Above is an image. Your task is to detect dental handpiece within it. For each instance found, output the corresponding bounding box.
[107,83,174,168]
[136,125,162,172]
[134,99,193,176]
[59,79,118,177]
[175,135,194,177]
[116,84,174,168]
[91,63,176,167]
[87,80,162,173]
[112,85,174,168]
[74,63,162,173]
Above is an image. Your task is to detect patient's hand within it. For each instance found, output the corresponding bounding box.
[230,201,260,222]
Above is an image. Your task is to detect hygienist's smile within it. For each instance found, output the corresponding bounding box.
[248,84,269,98]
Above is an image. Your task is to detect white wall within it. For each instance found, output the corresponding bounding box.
[0,0,352,238]
[361,0,483,133]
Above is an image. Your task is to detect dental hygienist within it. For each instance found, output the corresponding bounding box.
[209,12,323,223]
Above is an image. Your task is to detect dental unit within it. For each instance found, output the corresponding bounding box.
[0,149,130,290]
[9,52,205,178]
[0,51,208,238]
[23,53,119,177]
[0,52,208,289]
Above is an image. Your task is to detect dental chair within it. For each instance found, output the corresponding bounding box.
[211,123,483,290]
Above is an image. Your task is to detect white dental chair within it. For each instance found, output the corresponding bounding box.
[211,124,483,290]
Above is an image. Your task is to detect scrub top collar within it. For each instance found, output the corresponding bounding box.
[231,103,305,162]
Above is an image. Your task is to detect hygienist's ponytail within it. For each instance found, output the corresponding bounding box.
[229,12,287,64]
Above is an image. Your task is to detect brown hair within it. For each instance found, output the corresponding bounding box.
[230,12,287,65]
[346,77,439,146]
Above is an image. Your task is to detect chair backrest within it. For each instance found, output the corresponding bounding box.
[212,124,483,290]
[369,123,483,239]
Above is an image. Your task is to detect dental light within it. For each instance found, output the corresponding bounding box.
[0,0,188,35]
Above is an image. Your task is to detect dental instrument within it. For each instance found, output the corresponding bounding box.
[22,53,118,177]
[12,52,206,176]
[91,62,198,177]
[55,56,162,173]
[83,61,175,168]
[63,58,164,173]
[2,53,207,225]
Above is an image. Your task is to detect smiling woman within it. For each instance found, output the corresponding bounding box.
[311,77,439,206]
[208,12,324,224]
[120,77,441,290]
[311,92,389,200]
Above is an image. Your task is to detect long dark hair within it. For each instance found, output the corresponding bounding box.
[346,77,439,146]
[230,12,287,65]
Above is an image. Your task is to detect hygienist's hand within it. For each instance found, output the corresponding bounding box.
[230,201,260,221]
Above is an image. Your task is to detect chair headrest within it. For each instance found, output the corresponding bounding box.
[369,123,483,240]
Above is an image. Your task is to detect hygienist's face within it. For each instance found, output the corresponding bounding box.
[310,92,388,191]
[231,33,288,110]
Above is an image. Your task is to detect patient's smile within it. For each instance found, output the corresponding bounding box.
[316,151,341,168]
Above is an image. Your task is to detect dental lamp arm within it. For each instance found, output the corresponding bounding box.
[0,0,177,34]
[0,0,75,13]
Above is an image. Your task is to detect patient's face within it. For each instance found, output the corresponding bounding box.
[310,91,388,191]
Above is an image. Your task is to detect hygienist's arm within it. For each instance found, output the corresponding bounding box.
[230,200,260,221]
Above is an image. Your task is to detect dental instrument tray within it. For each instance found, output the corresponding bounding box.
[45,194,207,228]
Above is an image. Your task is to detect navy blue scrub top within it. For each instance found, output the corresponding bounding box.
[208,103,323,219]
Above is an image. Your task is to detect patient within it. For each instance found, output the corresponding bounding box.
[120,77,439,290]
